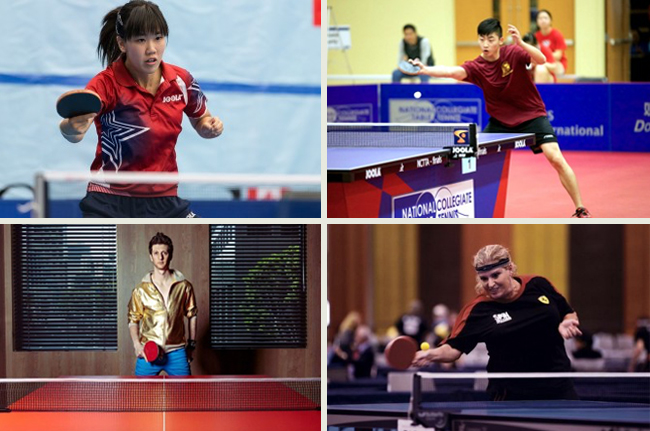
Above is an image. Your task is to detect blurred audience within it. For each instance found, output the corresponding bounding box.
[395,299,429,345]
[629,318,650,372]
[570,331,605,371]
[430,303,452,347]
[329,311,361,367]
[573,332,603,359]
[350,325,376,379]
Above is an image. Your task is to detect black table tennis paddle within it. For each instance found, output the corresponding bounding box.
[56,89,101,119]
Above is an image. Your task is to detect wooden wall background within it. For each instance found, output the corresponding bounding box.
[1,224,320,378]
[328,224,650,341]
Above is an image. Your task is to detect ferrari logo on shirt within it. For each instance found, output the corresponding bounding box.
[501,62,513,77]
[493,312,512,324]
[538,295,550,304]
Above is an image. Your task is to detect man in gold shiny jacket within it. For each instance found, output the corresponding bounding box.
[128,232,197,376]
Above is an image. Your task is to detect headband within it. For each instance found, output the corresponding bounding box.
[475,257,510,272]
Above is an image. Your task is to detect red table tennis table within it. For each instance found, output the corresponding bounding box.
[0,376,321,431]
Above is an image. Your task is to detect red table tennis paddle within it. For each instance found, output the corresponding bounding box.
[143,341,164,363]
[56,89,101,118]
[384,335,418,370]
[398,60,422,76]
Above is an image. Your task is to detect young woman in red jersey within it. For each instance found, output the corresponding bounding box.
[410,19,591,218]
[58,1,223,218]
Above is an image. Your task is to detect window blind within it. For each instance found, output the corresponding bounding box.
[12,225,118,351]
[209,225,307,348]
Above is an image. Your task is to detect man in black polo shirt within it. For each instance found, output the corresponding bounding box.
[392,24,435,83]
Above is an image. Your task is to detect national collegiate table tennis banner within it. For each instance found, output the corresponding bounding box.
[328,83,650,152]
[379,83,488,127]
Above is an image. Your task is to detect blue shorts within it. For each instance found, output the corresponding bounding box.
[135,348,191,376]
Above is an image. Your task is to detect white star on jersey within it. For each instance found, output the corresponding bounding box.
[100,112,151,171]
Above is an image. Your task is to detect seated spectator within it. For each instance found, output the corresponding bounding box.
[395,299,428,345]
[571,332,604,372]
[328,311,361,367]
[523,32,558,83]
[392,24,434,83]
[573,332,602,359]
[431,303,452,347]
[534,9,567,82]
[350,325,376,379]
[629,318,650,372]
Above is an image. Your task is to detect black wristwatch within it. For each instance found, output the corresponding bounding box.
[186,339,196,351]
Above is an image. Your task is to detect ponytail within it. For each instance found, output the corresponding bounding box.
[97,7,122,67]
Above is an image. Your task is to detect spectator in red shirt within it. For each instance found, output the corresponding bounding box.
[534,10,567,82]
[409,18,591,218]
[58,1,223,218]
[523,32,558,83]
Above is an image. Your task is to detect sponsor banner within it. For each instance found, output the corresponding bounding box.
[381,84,487,126]
[330,83,650,152]
[610,84,650,152]
[327,85,379,122]
[327,104,374,123]
[392,180,475,218]
[388,98,482,124]
[538,84,609,151]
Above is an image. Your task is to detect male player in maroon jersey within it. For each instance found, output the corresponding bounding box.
[410,18,590,218]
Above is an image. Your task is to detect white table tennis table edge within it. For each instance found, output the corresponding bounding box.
[327,132,535,172]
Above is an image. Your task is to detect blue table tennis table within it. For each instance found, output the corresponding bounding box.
[328,400,650,431]
[328,132,535,218]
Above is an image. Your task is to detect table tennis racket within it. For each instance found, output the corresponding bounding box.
[143,341,164,363]
[56,89,101,119]
[398,60,422,76]
[384,335,418,370]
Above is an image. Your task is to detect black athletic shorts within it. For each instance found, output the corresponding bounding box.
[483,116,557,154]
[79,192,198,218]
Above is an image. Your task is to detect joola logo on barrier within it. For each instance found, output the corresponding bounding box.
[366,167,381,179]
[163,95,183,103]
[447,146,476,159]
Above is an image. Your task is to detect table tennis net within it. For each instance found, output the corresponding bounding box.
[0,377,320,412]
[327,123,478,148]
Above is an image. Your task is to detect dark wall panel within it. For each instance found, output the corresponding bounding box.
[418,226,463,316]
[570,225,624,333]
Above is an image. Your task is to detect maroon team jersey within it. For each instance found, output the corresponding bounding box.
[85,57,208,197]
[461,44,547,128]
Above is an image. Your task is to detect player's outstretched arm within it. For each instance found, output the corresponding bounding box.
[409,58,467,81]
[190,110,224,139]
[412,343,462,367]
